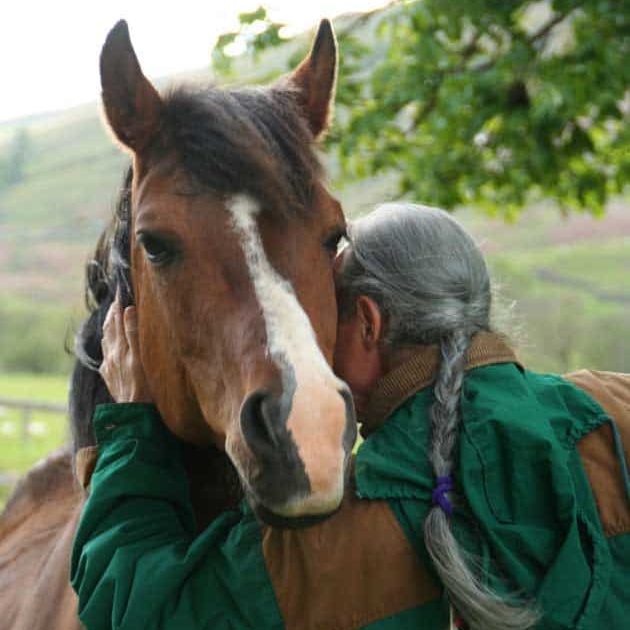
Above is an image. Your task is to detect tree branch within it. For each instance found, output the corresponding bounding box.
[454,11,571,75]
[527,12,570,44]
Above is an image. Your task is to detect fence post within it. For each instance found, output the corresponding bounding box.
[21,408,32,445]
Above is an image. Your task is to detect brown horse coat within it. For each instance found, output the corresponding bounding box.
[0,448,83,630]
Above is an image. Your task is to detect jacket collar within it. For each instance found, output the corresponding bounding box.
[360,332,521,437]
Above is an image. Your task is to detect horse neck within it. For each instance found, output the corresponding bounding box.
[181,443,243,530]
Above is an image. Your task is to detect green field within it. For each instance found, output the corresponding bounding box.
[490,238,630,371]
[0,372,70,507]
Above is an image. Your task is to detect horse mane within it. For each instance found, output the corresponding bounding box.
[69,83,323,520]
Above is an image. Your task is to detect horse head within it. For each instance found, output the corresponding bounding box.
[92,20,356,522]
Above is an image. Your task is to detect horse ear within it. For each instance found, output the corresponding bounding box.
[100,20,162,153]
[287,19,338,139]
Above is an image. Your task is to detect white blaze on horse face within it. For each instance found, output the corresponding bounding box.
[227,194,349,515]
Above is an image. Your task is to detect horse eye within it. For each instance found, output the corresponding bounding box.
[323,229,347,257]
[137,232,179,266]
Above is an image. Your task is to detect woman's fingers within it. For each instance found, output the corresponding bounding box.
[99,293,153,404]
[101,296,116,346]
[101,303,115,363]
[123,306,140,357]
[102,292,127,353]
[100,290,131,401]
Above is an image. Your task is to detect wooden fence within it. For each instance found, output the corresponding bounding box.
[0,397,67,443]
[0,398,68,495]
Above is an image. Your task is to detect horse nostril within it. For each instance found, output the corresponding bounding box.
[240,391,284,454]
[239,389,310,509]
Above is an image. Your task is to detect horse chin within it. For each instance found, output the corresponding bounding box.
[247,451,353,529]
[244,484,344,528]
[251,500,343,529]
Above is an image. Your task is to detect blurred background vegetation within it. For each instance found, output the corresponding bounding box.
[1,0,628,505]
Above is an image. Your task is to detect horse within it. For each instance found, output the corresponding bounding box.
[0,18,356,629]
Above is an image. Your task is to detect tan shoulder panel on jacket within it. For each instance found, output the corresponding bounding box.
[565,369,630,537]
[75,446,99,490]
[262,488,440,630]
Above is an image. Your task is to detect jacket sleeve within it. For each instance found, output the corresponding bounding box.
[70,403,282,630]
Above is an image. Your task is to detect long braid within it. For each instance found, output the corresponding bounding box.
[429,330,469,479]
[424,330,538,630]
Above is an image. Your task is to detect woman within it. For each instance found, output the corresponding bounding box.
[72,203,630,630]
[332,204,630,628]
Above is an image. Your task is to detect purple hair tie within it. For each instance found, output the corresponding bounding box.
[432,475,454,517]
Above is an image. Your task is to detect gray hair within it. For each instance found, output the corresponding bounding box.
[337,203,538,630]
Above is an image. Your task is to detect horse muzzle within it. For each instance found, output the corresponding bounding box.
[237,384,356,522]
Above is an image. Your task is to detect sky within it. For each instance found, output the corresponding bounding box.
[0,0,389,124]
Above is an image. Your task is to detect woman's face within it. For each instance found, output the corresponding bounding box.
[333,312,362,392]
[332,248,383,416]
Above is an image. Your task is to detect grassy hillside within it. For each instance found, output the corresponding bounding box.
[486,235,630,373]
[0,106,128,303]
[455,201,630,373]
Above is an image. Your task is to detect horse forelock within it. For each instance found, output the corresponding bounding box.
[159,84,323,217]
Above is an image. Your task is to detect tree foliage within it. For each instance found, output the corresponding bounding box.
[213,1,629,216]
[338,0,630,216]
[212,7,288,76]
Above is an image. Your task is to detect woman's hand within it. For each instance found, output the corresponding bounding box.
[100,292,153,403]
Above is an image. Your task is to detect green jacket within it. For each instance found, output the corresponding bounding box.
[71,334,630,630]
